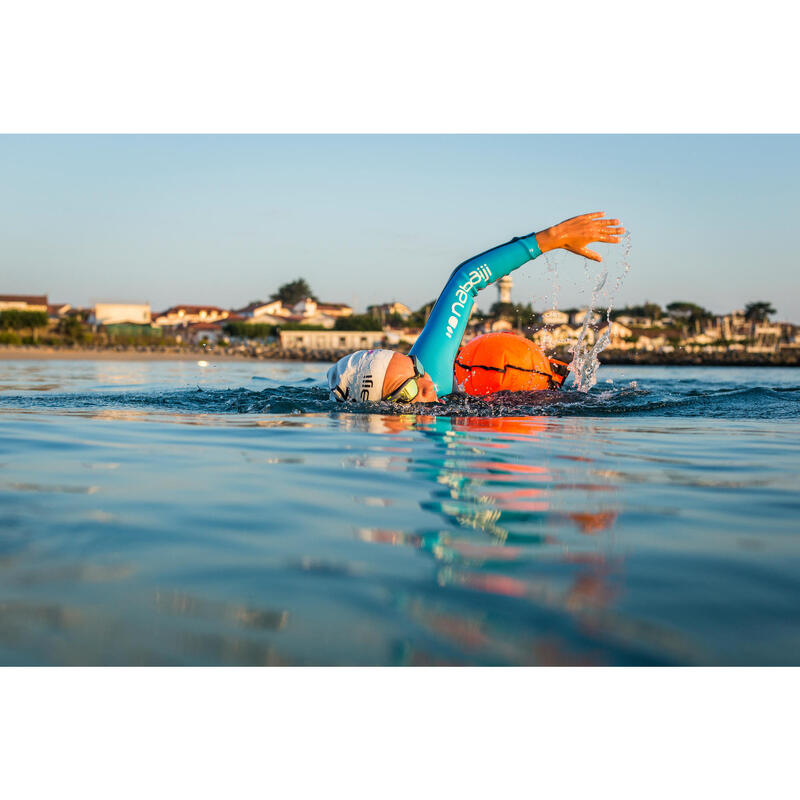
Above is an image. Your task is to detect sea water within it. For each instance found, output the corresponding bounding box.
[0,358,798,665]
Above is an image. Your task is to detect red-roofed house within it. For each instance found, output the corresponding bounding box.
[47,303,72,319]
[154,305,229,327]
[184,322,227,345]
[0,294,48,311]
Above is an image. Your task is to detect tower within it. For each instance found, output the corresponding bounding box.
[497,275,512,304]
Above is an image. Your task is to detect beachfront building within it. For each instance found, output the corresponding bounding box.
[384,327,422,347]
[154,305,229,327]
[540,309,569,326]
[490,319,514,332]
[779,327,800,352]
[90,303,151,325]
[279,330,385,351]
[315,301,352,319]
[272,299,342,329]
[597,321,634,347]
[683,332,718,347]
[570,308,601,326]
[47,302,72,320]
[235,300,293,319]
[367,302,412,320]
[634,331,669,351]
[750,323,784,352]
[287,298,353,329]
[616,314,658,328]
[0,294,49,311]
[532,324,591,351]
[184,322,228,345]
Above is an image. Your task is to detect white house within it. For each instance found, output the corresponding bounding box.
[0,294,49,311]
[367,302,411,319]
[616,314,654,328]
[184,322,227,345]
[237,300,292,319]
[384,328,421,346]
[751,324,783,351]
[286,298,352,329]
[291,298,352,319]
[90,303,151,326]
[532,325,592,351]
[154,305,228,327]
[47,302,72,319]
[570,308,601,326]
[279,330,385,351]
[490,319,514,332]
[315,302,352,318]
[635,332,668,351]
[598,321,633,346]
[541,309,569,326]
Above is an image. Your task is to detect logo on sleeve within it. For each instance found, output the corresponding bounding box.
[445,264,492,338]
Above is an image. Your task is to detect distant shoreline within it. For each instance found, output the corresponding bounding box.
[0,346,267,362]
[594,349,800,367]
[1,344,799,367]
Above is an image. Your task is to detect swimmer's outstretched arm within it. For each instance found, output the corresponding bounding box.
[410,213,624,396]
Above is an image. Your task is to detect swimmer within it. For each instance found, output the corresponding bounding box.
[327,212,625,404]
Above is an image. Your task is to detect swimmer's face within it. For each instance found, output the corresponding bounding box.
[382,353,439,404]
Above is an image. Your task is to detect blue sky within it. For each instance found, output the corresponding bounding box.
[1,135,798,320]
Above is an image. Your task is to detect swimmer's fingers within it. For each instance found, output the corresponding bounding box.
[597,235,622,243]
[560,211,605,226]
[590,220,622,234]
[565,244,602,262]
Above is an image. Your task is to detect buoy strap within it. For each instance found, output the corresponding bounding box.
[455,359,562,390]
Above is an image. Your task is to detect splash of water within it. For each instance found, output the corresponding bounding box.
[568,233,632,392]
[545,251,561,313]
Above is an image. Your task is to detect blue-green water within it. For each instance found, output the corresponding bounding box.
[1,359,798,665]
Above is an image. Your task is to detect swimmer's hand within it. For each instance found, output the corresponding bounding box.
[535,212,625,262]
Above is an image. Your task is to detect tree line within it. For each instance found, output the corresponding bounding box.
[609,301,776,326]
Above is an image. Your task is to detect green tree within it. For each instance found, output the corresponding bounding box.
[405,300,437,328]
[0,310,49,341]
[469,307,488,324]
[489,302,516,320]
[666,301,712,326]
[0,310,24,330]
[334,314,381,331]
[57,314,87,343]
[744,301,776,322]
[611,302,663,321]
[489,301,537,328]
[642,302,663,320]
[223,321,277,340]
[367,306,407,328]
[270,279,317,307]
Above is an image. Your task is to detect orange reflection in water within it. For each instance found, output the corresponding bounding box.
[350,412,626,663]
[569,511,619,534]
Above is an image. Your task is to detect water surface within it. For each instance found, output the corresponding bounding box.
[1,359,798,665]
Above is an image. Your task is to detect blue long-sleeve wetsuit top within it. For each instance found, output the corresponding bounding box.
[409,232,543,396]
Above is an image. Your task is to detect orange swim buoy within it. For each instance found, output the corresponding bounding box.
[454,332,569,396]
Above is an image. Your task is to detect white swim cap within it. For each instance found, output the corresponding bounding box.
[327,349,396,403]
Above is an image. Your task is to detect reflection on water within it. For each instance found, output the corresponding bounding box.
[348,414,651,665]
[1,360,799,664]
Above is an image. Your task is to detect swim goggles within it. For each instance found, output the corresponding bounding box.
[383,355,426,403]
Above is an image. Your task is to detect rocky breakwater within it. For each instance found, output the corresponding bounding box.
[592,349,800,367]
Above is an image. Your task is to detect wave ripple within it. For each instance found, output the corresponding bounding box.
[1,380,799,419]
